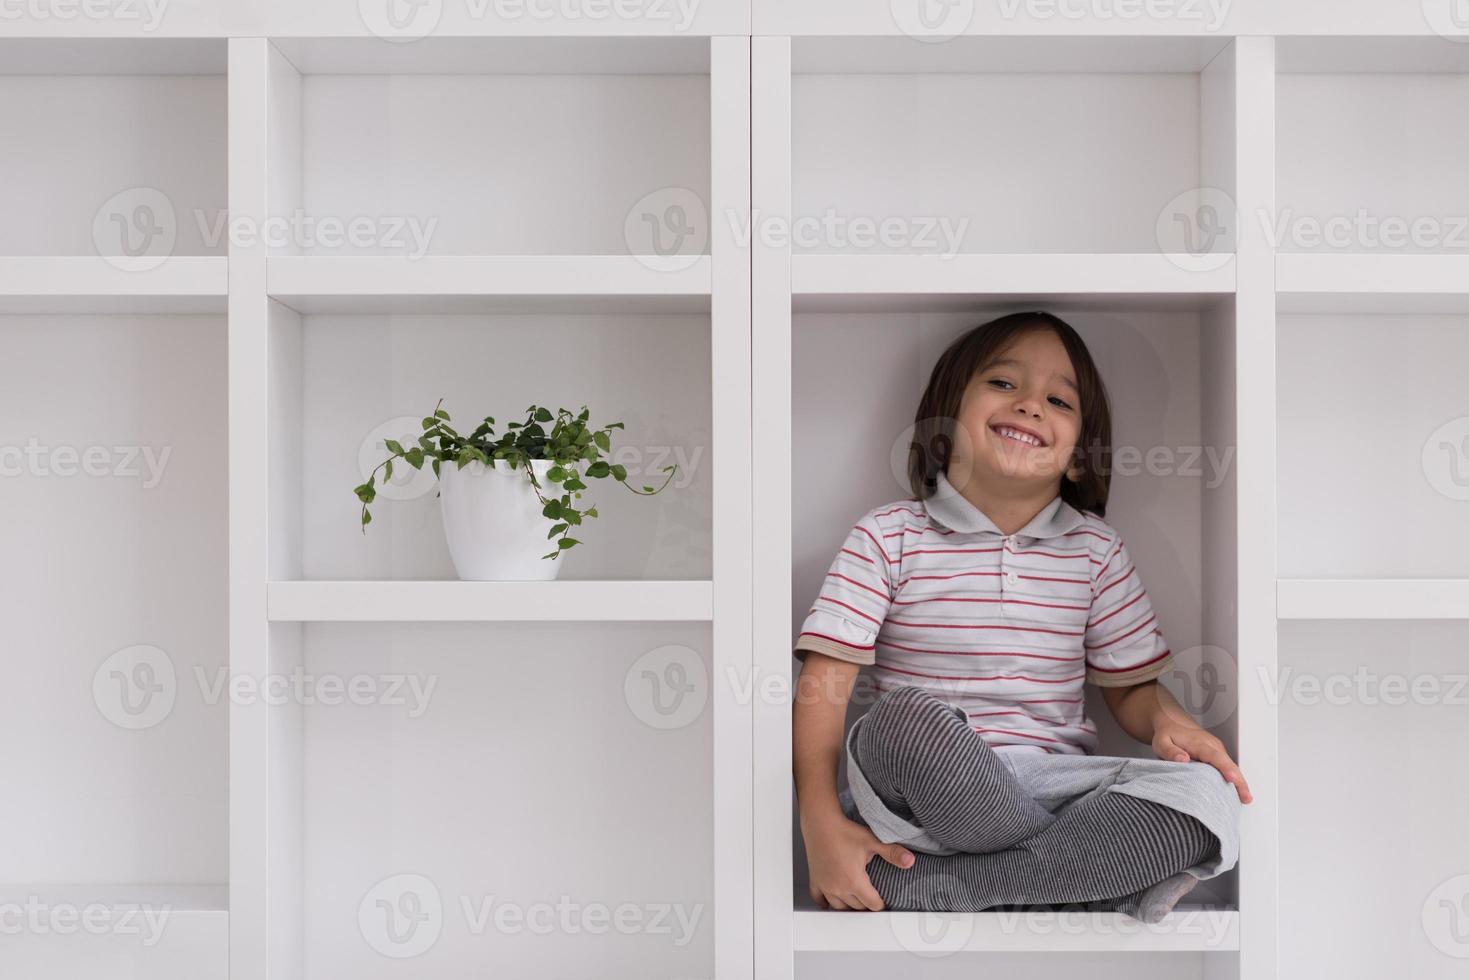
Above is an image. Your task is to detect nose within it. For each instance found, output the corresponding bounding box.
[1011,389,1044,419]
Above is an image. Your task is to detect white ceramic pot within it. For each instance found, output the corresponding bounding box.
[437,458,564,581]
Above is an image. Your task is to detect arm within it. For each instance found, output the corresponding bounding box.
[793,650,859,829]
[1086,530,1252,804]
[793,650,915,911]
[1102,678,1253,804]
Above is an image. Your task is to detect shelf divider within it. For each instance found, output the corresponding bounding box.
[1277,253,1469,313]
[266,254,712,313]
[268,579,715,622]
[791,253,1235,311]
[793,906,1240,954]
[1278,578,1469,620]
[0,256,227,313]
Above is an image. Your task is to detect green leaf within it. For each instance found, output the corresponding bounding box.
[384,439,405,455]
[434,408,451,420]
[611,464,627,481]
[404,448,425,469]
[361,509,372,526]
[546,522,568,539]
[586,461,610,478]
[584,506,597,518]
[594,431,610,451]
[534,407,553,423]
[384,459,393,481]
[421,417,437,430]
[542,500,562,519]
[431,458,441,478]
[558,538,579,549]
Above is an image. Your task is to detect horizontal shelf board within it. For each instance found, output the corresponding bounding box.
[0,884,227,913]
[1277,36,1469,73]
[0,257,228,313]
[0,38,225,75]
[1278,579,1469,620]
[267,255,712,314]
[1276,254,1469,313]
[792,254,1235,312]
[271,36,710,75]
[268,580,714,622]
[793,35,1230,74]
[793,905,1238,953]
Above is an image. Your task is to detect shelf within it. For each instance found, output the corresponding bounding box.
[791,254,1235,312]
[0,38,225,75]
[792,35,1231,74]
[0,883,227,912]
[266,256,712,314]
[267,580,715,622]
[270,36,711,75]
[1276,36,1469,74]
[793,904,1239,953]
[0,257,228,313]
[0,884,226,980]
[1276,254,1469,313]
[1278,579,1469,620]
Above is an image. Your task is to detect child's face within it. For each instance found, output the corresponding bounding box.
[952,328,1082,491]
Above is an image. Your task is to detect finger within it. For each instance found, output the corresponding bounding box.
[1188,739,1254,803]
[1154,732,1190,763]
[809,885,827,910]
[825,894,851,911]
[854,879,887,912]
[877,844,915,869]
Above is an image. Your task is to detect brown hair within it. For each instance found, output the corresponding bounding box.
[906,311,1112,517]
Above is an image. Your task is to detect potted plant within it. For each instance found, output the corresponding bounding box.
[354,400,677,581]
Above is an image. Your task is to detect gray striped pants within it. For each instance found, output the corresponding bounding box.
[846,685,1227,913]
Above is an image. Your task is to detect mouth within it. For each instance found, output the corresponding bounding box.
[989,423,1047,449]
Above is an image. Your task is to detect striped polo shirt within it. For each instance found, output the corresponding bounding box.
[794,469,1175,756]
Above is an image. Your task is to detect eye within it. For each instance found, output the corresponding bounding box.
[1049,396,1072,409]
[987,378,1014,390]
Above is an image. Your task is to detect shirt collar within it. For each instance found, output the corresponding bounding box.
[924,469,1088,541]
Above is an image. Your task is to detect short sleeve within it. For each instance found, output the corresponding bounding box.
[793,512,894,668]
[1084,532,1175,687]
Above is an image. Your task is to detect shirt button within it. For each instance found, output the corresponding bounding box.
[1006,570,1018,585]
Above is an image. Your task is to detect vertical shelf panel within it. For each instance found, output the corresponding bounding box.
[752,31,795,980]
[1232,34,1279,980]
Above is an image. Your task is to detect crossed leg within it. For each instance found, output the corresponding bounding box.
[854,686,1220,919]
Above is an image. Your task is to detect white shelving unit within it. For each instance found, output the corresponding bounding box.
[5,6,1469,980]
[0,35,231,980]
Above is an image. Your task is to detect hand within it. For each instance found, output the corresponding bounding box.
[1152,720,1254,804]
[803,812,914,911]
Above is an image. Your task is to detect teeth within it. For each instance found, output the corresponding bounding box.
[995,426,1041,447]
